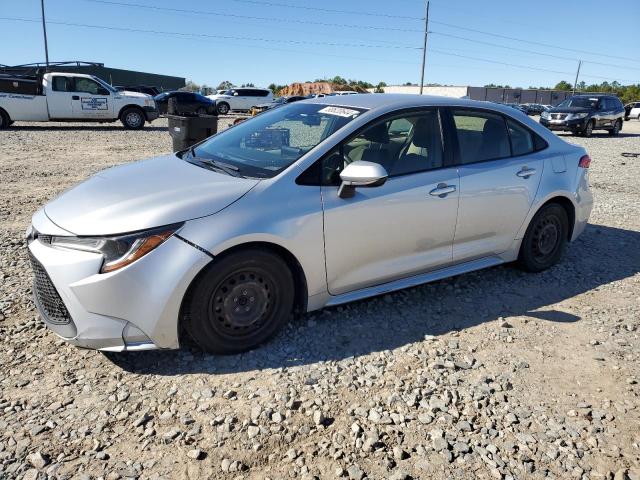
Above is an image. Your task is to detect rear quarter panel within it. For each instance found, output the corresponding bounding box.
[0,93,49,121]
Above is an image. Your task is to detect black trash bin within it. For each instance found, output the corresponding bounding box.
[167,114,218,152]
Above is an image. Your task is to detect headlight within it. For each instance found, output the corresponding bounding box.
[144,98,154,107]
[566,112,588,120]
[541,111,550,119]
[50,224,182,273]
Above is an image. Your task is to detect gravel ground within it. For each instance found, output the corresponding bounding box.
[1,117,639,480]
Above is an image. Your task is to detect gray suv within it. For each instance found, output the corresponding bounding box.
[540,94,625,136]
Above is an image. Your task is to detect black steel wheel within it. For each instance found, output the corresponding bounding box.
[183,249,294,354]
[583,119,594,137]
[518,203,568,272]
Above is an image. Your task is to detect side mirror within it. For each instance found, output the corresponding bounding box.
[338,161,388,198]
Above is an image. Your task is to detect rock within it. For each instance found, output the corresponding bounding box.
[346,464,365,480]
[313,410,326,426]
[247,425,260,439]
[187,448,204,460]
[433,437,449,452]
[27,451,50,469]
[453,442,470,454]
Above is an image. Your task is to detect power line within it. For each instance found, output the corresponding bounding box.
[0,17,421,50]
[430,31,640,72]
[81,0,424,33]
[224,0,423,20]
[430,20,640,64]
[429,49,638,83]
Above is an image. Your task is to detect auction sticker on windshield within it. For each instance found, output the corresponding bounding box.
[318,106,360,118]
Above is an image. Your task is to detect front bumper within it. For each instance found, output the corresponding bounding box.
[27,213,211,351]
[540,117,588,132]
[144,106,160,122]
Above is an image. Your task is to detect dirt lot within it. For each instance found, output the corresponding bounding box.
[1,117,639,480]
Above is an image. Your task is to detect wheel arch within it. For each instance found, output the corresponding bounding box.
[0,107,11,127]
[178,240,309,342]
[117,104,146,120]
[520,195,576,242]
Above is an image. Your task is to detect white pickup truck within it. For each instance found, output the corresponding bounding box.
[0,72,159,129]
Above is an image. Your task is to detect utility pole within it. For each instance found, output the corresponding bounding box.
[572,60,582,95]
[41,0,50,69]
[419,0,429,95]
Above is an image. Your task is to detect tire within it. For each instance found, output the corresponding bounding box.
[0,109,10,130]
[518,203,569,273]
[120,107,145,130]
[582,119,594,137]
[608,119,621,136]
[217,102,230,115]
[183,249,295,354]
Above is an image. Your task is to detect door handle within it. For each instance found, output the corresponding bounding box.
[516,167,536,178]
[72,95,80,100]
[429,183,456,197]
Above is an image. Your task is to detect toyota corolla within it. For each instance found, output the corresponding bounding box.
[27,95,593,353]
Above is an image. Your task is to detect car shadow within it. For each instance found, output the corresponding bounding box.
[9,125,168,132]
[104,224,640,375]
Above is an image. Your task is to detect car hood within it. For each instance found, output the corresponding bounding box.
[119,91,151,99]
[548,106,592,114]
[44,154,259,236]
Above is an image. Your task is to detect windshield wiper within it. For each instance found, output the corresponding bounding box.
[201,158,243,177]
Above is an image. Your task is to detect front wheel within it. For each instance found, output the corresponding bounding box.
[183,249,294,354]
[582,119,594,137]
[518,203,569,272]
[608,119,621,136]
[217,102,230,115]
[121,108,145,130]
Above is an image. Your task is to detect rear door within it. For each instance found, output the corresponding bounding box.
[447,109,544,262]
[71,77,114,119]
[46,75,75,118]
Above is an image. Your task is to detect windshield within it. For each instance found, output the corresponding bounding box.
[557,97,600,108]
[92,76,118,93]
[189,103,365,178]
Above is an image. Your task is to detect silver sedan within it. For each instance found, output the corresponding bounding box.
[27,95,593,353]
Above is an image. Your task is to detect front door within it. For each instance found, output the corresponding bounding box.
[321,109,460,295]
[448,109,544,262]
[71,77,114,119]
[46,75,75,118]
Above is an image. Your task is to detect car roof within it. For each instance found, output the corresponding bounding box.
[304,94,527,116]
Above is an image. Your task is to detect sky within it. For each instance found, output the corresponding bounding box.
[1,0,639,89]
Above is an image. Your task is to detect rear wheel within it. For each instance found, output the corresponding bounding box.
[121,107,145,130]
[0,109,10,130]
[183,249,294,354]
[518,203,569,272]
[608,119,621,136]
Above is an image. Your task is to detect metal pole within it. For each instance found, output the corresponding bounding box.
[572,60,582,95]
[419,1,429,95]
[40,0,50,69]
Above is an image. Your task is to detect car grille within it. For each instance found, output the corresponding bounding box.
[551,113,567,120]
[28,251,72,325]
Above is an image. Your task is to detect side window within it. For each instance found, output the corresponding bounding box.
[506,119,534,156]
[52,76,71,92]
[236,89,249,96]
[452,110,510,164]
[74,78,102,95]
[341,110,443,178]
[258,90,270,97]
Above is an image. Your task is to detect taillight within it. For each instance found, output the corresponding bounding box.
[578,155,591,168]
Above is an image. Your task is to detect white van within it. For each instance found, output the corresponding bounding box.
[208,88,273,114]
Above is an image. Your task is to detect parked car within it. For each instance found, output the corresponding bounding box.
[115,85,161,96]
[624,101,640,121]
[503,103,528,115]
[333,91,359,96]
[154,91,217,115]
[207,87,273,114]
[522,103,546,115]
[0,72,157,129]
[250,95,306,115]
[27,95,592,353]
[540,94,625,136]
